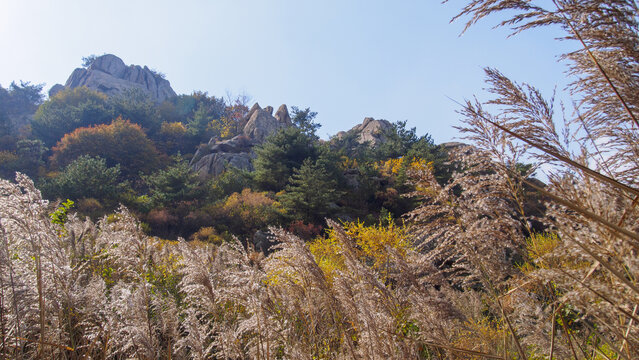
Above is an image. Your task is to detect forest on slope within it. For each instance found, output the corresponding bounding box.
[1,0,639,359]
[0,66,452,244]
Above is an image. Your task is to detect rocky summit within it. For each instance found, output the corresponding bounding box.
[50,54,176,102]
[335,117,393,146]
[242,103,291,143]
[190,103,292,177]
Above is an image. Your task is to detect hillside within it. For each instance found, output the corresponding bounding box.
[0,53,454,242]
[2,1,639,357]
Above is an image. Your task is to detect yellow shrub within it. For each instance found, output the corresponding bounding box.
[160,121,187,137]
[377,156,433,179]
[190,226,224,245]
[308,235,345,283]
[344,216,411,272]
[341,156,358,170]
[309,216,411,282]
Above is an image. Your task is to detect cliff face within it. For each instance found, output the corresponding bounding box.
[51,54,176,102]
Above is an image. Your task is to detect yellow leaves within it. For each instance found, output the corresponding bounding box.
[519,233,589,273]
[340,156,358,170]
[191,226,224,245]
[519,233,558,274]
[265,267,299,287]
[452,318,508,355]
[526,232,560,262]
[207,116,235,139]
[376,156,433,177]
[378,158,404,176]
[309,217,411,283]
[222,188,284,219]
[308,235,345,283]
[344,216,411,271]
[160,121,187,137]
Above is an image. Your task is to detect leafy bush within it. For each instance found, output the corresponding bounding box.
[109,88,161,133]
[50,117,163,177]
[41,155,122,203]
[208,188,285,238]
[33,87,113,146]
[206,167,253,201]
[190,226,225,245]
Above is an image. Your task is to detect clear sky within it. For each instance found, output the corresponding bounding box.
[0,0,574,143]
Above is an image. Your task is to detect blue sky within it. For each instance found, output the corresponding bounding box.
[0,0,574,142]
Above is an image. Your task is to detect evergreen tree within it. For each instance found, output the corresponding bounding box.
[41,155,121,202]
[6,81,44,115]
[374,120,434,160]
[290,106,320,137]
[144,157,202,207]
[253,127,318,191]
[279,158,340,223]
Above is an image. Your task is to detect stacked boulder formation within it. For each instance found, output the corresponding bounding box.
[190,103,292,177]
[49,54,177,102]
[334,117,393,146]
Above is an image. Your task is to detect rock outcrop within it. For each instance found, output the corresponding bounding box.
[191,103,291,177]
[335,117,393,146]
[48,84,65,98]
[190,136,255,177]
[274,104,292,125]
[52,54,176,102]
[242,103,290,143]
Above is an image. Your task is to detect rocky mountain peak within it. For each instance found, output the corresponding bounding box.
[88,54,127,77]
[50,54,177,102]
[336,117,393,146]
[274,104,291,125]
[242,103,290,143]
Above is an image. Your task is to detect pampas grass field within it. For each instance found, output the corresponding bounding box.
[2,1,639,358]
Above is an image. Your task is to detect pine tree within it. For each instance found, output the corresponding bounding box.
[253,127,318,191]
[144,157,201,207]
[279,158,340,223]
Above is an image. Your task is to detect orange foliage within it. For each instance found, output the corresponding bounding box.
[221,188,284,223]
[160,121,187,137]
[209,188,285,236]
[158,121,188,153]
[51,117,163,176]
[224,103,249,133]
[286,220,323,240]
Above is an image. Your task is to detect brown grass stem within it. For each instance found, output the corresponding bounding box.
[622,304,637,358]
[550,302,556,360]
[557,268,639,325]
[8,336,73,352]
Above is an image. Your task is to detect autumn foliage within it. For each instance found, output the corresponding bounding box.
[51,117,163,177]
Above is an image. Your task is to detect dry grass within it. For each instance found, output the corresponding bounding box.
[1,1,638,358]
